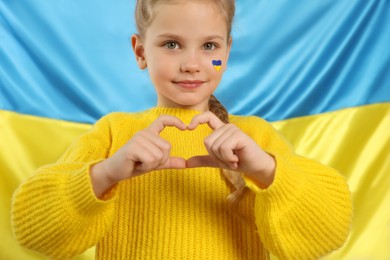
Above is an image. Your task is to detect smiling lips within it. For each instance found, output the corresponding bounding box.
[174,80,205,89]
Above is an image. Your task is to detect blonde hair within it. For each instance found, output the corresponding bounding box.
[208,95,250,210]
[134,0,249,209]
[135,0,235,38]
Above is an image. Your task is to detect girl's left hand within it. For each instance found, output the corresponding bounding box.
[187,111,275,187]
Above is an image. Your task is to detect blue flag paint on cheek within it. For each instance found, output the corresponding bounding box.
[212,60,222,71]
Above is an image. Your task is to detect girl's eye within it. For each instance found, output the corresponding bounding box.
[203,42,216,50]
[164,42,179,49]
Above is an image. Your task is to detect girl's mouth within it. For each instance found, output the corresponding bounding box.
[173,80,205,89]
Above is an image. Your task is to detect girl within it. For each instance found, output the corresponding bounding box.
[11,0,352,259]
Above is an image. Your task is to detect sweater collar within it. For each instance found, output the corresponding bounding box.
[147,107,204,124]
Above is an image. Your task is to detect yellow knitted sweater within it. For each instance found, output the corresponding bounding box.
[11,107,352,259]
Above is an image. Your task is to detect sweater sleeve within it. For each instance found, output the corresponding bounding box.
[236,116,353,259]
[11,114,117,259]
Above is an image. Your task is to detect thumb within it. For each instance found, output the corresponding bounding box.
[186,155,219,168]
[156,157,187,170]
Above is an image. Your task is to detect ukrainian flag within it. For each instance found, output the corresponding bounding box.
[1,1,389,259]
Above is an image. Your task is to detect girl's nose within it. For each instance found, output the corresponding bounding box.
[180,52,200,73]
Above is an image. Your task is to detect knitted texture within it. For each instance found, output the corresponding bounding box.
[11,107,352,259]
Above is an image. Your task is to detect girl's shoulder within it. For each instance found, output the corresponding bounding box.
[103,110,151,121]
[104,111,142,120]
[95,110,151,129]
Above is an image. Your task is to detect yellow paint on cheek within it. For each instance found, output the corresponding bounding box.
[214,65,221,71]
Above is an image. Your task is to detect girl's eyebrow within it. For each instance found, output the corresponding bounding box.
[156,33,225,42]
[204,35,225,41]
[156,33,184,40]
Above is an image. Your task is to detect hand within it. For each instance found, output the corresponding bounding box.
[109,115,188,180]
[186,111,275,186]
[91,115,187,198]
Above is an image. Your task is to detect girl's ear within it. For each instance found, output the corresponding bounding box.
[227,36,233,55]
[224,37,233,71]
[131,34,147,70]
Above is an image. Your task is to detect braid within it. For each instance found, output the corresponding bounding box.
[208,95,249,211]
[208,95,229,123]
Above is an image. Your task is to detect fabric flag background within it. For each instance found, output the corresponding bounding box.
[1,0,389,259]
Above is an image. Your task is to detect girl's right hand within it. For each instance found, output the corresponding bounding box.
[90,115,187,198]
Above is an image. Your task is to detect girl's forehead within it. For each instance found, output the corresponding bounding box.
[148,1,228,33]
[152,1,226,22]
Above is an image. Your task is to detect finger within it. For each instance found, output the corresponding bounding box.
[186,155,219,168]
[137,131,172,163]
[156,157,187,170]
[134,148,162,172]
[186,155,234,169]
[202,146,238,170]
[200,124,238,163]
[188,111,225,130]
[210,127,240,163]
[201,123,231,148]
[203,142,239,170]
[148,115,187,134]
[136,155,185,173]
[141,142,169,168]
[127,129,175,175]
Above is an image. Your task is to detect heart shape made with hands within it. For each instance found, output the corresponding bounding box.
[149,112,239,171]
[135,111,275,187]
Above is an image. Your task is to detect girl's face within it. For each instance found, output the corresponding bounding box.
[132,1,232,111]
